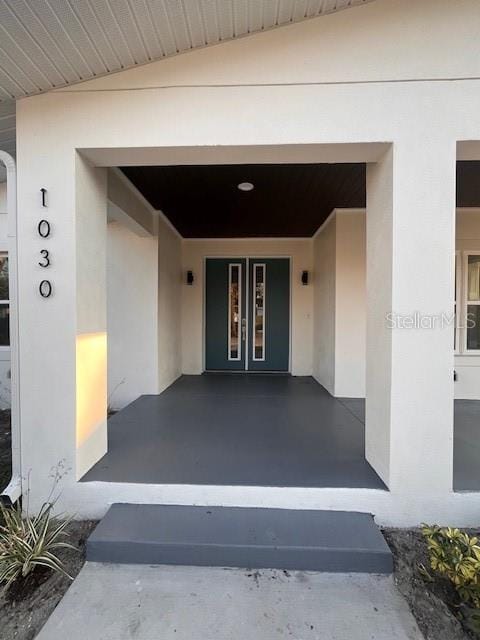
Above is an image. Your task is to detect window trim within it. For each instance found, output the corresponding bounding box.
[462,250,480,355]
[455,250,461,355]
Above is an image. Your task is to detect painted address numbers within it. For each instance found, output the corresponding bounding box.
[38,189,52,298]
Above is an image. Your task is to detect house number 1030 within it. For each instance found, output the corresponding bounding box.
[38,190,53,298]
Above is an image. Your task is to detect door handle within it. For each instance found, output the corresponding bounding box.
[241,318,246,341]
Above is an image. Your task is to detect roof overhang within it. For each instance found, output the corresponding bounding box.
[0,0,375,180]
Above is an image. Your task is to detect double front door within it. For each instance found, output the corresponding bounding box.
[205,258,290,371]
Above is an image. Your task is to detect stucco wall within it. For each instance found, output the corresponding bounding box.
[158,220,182,392]
[181,239,313,376]
[335,211,366,398]
[13,0,480,523]
[318,209,480,400]
[313,218,336,393]
[106,221,159,410]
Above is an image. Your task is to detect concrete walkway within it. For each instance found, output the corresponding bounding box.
[36,563,423,640]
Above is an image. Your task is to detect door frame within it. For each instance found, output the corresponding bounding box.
[202,255,292,373]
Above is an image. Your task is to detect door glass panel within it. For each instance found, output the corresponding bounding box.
[228,264,241,360]
[253,264,265,360]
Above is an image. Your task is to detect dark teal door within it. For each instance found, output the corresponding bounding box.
[205,258,290,371]
[205,259,247,370]
[248,258,290,371]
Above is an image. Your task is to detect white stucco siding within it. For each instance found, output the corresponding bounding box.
[13,0,480,522]
[62,0,480,90]
[107,222,159,410]
[317,209,480,400]
[181,239,313,376]
[334,212,367,398]
[313,218,336,393]
[158,221,182,392]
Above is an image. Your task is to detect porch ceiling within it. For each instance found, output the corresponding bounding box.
[122,163,366,237]
[121,161,480,238]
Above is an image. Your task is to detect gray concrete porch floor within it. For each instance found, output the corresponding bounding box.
[82,374,479,491]
[35,563,423,640]
[83,375,386,489]
[340,397,480,492]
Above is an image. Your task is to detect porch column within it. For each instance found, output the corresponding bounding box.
[75,156,108,479]
[366,139,456,495]
[16,146,107,509]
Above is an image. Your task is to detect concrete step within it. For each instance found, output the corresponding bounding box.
[87,504,393,574]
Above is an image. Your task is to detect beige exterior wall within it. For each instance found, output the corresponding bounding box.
[315,208,480,400]
[312,217,336,393]
[158,219,182,392]
[106,222,159,410]
[181,239,313,376]
[335,212,366,398]
[12,0,480,524]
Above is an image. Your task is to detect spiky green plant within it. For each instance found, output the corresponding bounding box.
[422,524,480,607]
[0,500,75,591]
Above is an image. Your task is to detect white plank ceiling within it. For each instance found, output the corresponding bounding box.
[0,0,373,179]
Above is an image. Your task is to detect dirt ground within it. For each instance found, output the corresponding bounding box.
[0,520,97,640]
[384,528,475,640]
[0,409,11,493]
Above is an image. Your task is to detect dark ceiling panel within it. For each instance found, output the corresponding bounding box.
[121,161,480,238]
[457,161,480,207]
[121,164,366,238]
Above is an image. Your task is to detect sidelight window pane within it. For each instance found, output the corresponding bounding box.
[467,305,480,350]
[253,264,265,360]
[228,264,241,360]
[468,255,480,301]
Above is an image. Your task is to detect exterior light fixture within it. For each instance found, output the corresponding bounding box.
[237,182,254,192]
[301,270,309,286]
[186,270,194,285]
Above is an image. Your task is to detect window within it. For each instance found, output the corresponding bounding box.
[455,252,459,352]
[466,253,480,352]
[456,251,480,354]
[0,254,9,347]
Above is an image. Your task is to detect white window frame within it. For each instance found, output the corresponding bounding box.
[454,250,461,355]
[462,250,480,355]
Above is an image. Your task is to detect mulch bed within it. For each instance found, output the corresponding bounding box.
[0,520,97,640]
[384,528,477,640]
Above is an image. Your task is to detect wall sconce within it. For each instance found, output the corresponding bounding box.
[301,270,309,286]
[186,270,194,285]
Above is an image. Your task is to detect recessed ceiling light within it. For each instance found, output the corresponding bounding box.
[237,182,254,192]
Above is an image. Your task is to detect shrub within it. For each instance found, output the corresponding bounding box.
[422,524,480,607]
[0,500,75,591]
